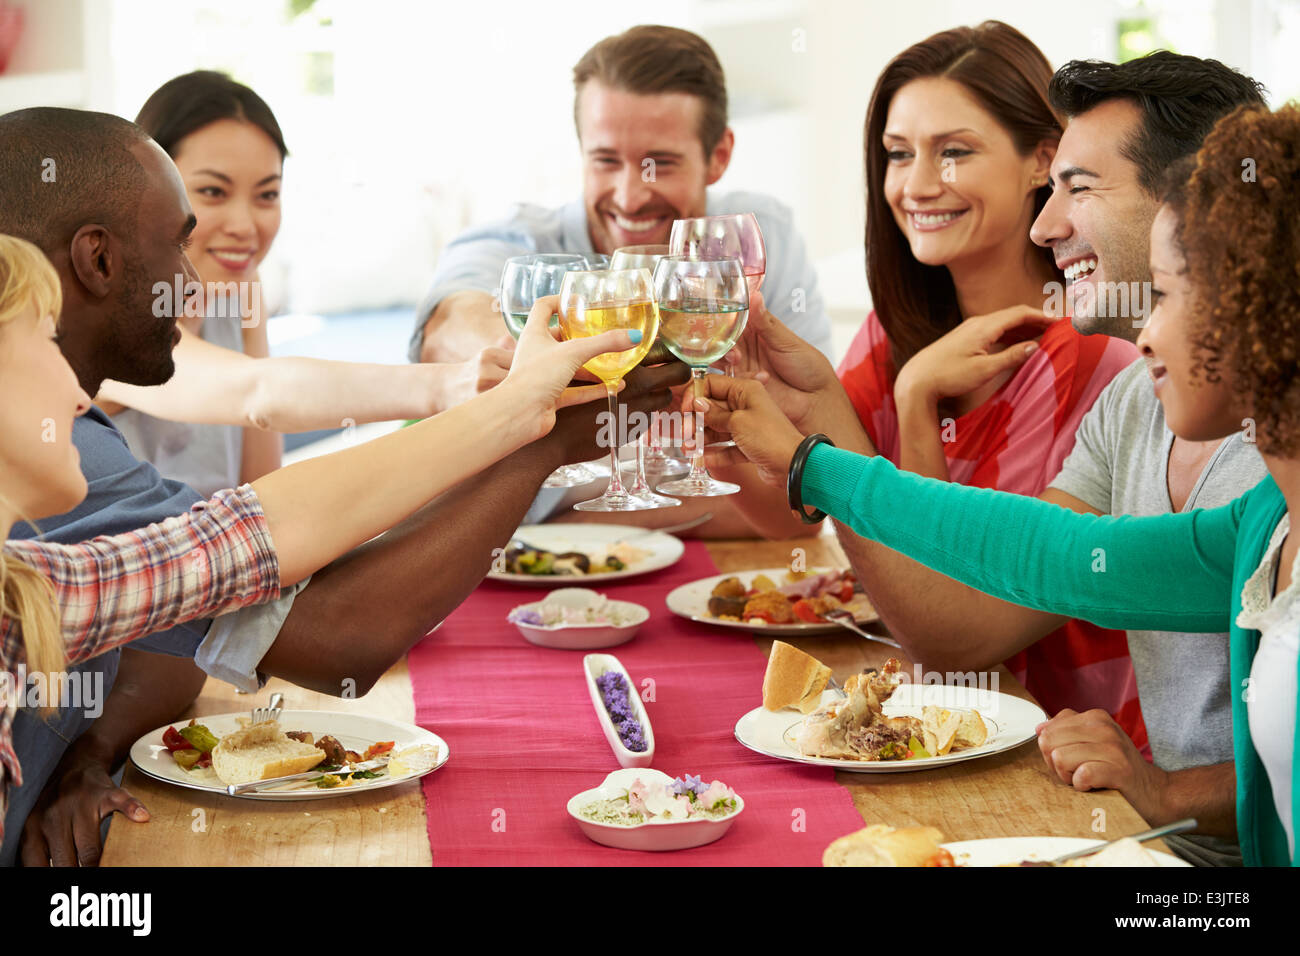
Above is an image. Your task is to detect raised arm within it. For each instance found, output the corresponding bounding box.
[800,444,1242,634]
[95,326,514,431]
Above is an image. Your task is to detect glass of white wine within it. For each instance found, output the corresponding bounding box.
[557,269,663,512]
[610,244,687,499]
[499,253,600,488]
[652,256,749,497]
[669,214,766,295]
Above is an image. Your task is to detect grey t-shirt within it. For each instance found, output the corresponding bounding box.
[1049,358,1267,866]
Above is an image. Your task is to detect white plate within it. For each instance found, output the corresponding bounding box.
[665,567,880,635]
[943,836,1190,867]
[129,710,449,800]
[734,683,1044,773]
[488,524,685,586]
[567,769,743,851]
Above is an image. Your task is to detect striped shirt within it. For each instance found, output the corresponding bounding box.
[0,485,281,848]
[837,312,1150,754]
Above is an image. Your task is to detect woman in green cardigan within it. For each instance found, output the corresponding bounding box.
[692,103,1300,866]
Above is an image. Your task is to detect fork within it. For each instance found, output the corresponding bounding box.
[824,609,902,648]
[249,691,283,725]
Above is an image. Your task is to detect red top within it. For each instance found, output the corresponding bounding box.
[838,310,1149,754]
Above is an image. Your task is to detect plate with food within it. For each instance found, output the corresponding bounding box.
[567,768,743,851]
[734,650,1044,773]
[129,710,448,800]
[822,825,1188,867]
[665,567,878,635]
[488,524,685,585]
[943,836,1190,867]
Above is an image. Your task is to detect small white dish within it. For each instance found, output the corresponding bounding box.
[583,653,655,768]
[566,768,744,851]
[509,588,648,650]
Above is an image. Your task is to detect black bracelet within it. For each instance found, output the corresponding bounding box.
[788,433,834,523]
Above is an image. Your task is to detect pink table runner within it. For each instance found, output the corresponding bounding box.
[408,541,864,865]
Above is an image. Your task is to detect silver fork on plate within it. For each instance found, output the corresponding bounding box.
[249,691,283,725]
[824,609,901,648]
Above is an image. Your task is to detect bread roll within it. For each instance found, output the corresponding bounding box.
[823,824,947,866]
[955,710,987,749]
[211,720,326,785]
[921,706,962,756]
[762,641,832,713]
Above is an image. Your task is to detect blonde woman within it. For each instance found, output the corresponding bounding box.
[0,234,639,844]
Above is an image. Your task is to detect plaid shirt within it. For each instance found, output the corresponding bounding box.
[0,485,281,849]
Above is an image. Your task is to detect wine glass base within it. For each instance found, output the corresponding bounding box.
[543,464,601,488]
[623,459,690,482]
[632,491,682,508]
[657,476,741,497]
[573,494,672,512]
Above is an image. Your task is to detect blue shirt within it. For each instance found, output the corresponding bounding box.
[1,406,298,865]
[408,191,833,362]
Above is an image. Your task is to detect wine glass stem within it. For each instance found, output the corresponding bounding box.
[604,384,628,498]
[687,367,710,481]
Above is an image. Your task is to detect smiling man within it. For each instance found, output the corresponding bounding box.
[409,25,831,368]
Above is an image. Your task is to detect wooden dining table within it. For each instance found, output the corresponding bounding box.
[100,531,1165,866]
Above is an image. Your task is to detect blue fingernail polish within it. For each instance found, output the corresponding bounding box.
[628,330,643,343]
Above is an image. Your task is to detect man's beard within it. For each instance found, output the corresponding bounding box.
[106,258,179,387]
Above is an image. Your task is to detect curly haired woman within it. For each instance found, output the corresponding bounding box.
[696,103,1300,866]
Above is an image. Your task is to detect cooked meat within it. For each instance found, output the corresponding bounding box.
[707,595,748,618]
[315,735,346,765]
[742,590,795,624]
[710,576,746,599]
[284,730,313,745]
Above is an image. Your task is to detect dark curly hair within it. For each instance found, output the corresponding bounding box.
[1161,104,1300,455]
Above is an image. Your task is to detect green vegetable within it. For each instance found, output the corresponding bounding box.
[171,749,202,771]
[604,556,626,571]
[178,724,219,753]
[519,551,554,575]
[348,769,384,780]
[312,774,343,789]
[908,736,931,759]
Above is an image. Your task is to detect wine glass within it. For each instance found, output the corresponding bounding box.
[610,244,688,495]
[669,214,766,295]
[609,244,670,271]
[557,269,664,512]
[652,256,749,497]
[499,253,601,488]
[585,253,611,269]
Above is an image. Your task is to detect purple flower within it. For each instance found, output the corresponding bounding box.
[509,608,543,626]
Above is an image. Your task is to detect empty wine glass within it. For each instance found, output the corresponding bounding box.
[557,269,665,512]
[669,213,766,295]
[652,256,749,497]
[499,253,601,488]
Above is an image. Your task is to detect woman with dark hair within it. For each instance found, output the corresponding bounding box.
[97,71,513,495]
[784,22,1144,746]
[695,102,1300,865]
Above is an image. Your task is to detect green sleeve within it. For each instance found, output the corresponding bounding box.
[802,444,1245,633]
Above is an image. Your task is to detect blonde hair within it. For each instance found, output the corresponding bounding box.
[0,234,67,689]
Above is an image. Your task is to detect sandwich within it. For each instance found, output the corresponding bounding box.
[210,720,327,785]
[761,641,832,713]
[823,824,954,867]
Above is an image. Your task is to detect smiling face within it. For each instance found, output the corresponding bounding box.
[1030,99,1161,339]
[1137,205,1241,442]
[577,80,732,255]
[170,118,282,284]
[882,77,1053,275]
[0,306,92,521]
[102,141,202,387]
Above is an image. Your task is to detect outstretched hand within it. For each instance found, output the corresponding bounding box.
[505,294,637,426]
[684,374,805,488]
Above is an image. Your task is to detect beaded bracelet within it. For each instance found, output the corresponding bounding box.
[787,433,834,523]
